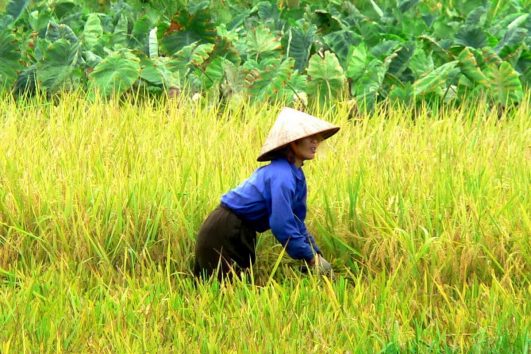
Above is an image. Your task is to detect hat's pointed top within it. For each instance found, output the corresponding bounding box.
[257,107,340,162]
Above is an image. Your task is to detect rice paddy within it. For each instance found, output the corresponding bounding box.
[0,93,529,352]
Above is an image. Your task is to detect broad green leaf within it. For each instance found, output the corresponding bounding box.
[53,1,81,20]
[457,48,488,86]
[307,51,346,102]
[33,37,48,62]
[37,39,81,92]
[174,42,215,67]
[159,7,217,55]
[507,14,529,31]
[388,42,415,76]
[388,83,413,103]
[28,9,53,32]
[6,0,29,23]
[346,44,368,81]
[455,26,487,48]
[166,42,215,82]
[515,50,530,87]
[313,9,343,34]
[369,0,383,18]
[350,59,388,107]
[0,32,22,87]
[495,27,527,53]
[83,51,102,68]
[113,14,128,49]
[221,61,246,97]
[287,71,308,93]
[140,57,178,88]
[216,23,239,42]
[203,57,232,88]
[89,50,140,97]
[46,23,78,44]
[149,28,158,59]
[188,0,210,15]
[484,61,523,105]
[398,0,420,13]
[412,61,459,96]
[465,6,487,27]
[257,1,280,22]
[245,26,281,60]
[409,48,434,79]
[398,15,429,38]
[244,57,295,100]
[454,0,487,18]
[13,66,37,96]
[323,30,362,68]
[286,25,316,72]
[481,47,503,67]
[131,16,154,49]
[370,40,400,59]
[83,14,103,50]
[418,35,451,62]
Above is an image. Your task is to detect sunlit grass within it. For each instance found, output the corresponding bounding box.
[0,93,529,351]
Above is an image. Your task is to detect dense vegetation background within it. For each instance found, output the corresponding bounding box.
[0,0,529,108]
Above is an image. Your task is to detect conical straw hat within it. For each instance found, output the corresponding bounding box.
[257,107,340,161]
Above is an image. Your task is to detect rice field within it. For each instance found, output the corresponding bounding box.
[0,93,529,352]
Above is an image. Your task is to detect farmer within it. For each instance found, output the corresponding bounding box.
[193,107,340,279]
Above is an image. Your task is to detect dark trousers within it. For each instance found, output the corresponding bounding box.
[193,204,257,279]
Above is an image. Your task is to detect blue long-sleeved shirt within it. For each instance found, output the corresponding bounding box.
[220,157,320,261]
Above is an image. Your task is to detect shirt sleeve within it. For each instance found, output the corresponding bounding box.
[268,173,317,261]
[296,219,321,255]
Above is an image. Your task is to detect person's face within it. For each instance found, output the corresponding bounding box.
[290,133,324,161]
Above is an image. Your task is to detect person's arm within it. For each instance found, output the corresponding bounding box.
[295,216,321,255]
[268,175,318,262]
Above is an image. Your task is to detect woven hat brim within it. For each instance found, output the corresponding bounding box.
[257,126,340,162]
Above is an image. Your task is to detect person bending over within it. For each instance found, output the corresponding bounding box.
[193,107,340,279]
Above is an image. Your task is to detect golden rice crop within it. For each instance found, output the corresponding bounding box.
[0,93,529,352]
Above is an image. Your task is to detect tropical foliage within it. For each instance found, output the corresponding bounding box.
[0,0,529,107]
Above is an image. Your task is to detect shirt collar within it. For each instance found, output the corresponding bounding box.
[279,157,304,181]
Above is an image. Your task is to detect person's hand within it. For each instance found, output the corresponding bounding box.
[312,254,333,276]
